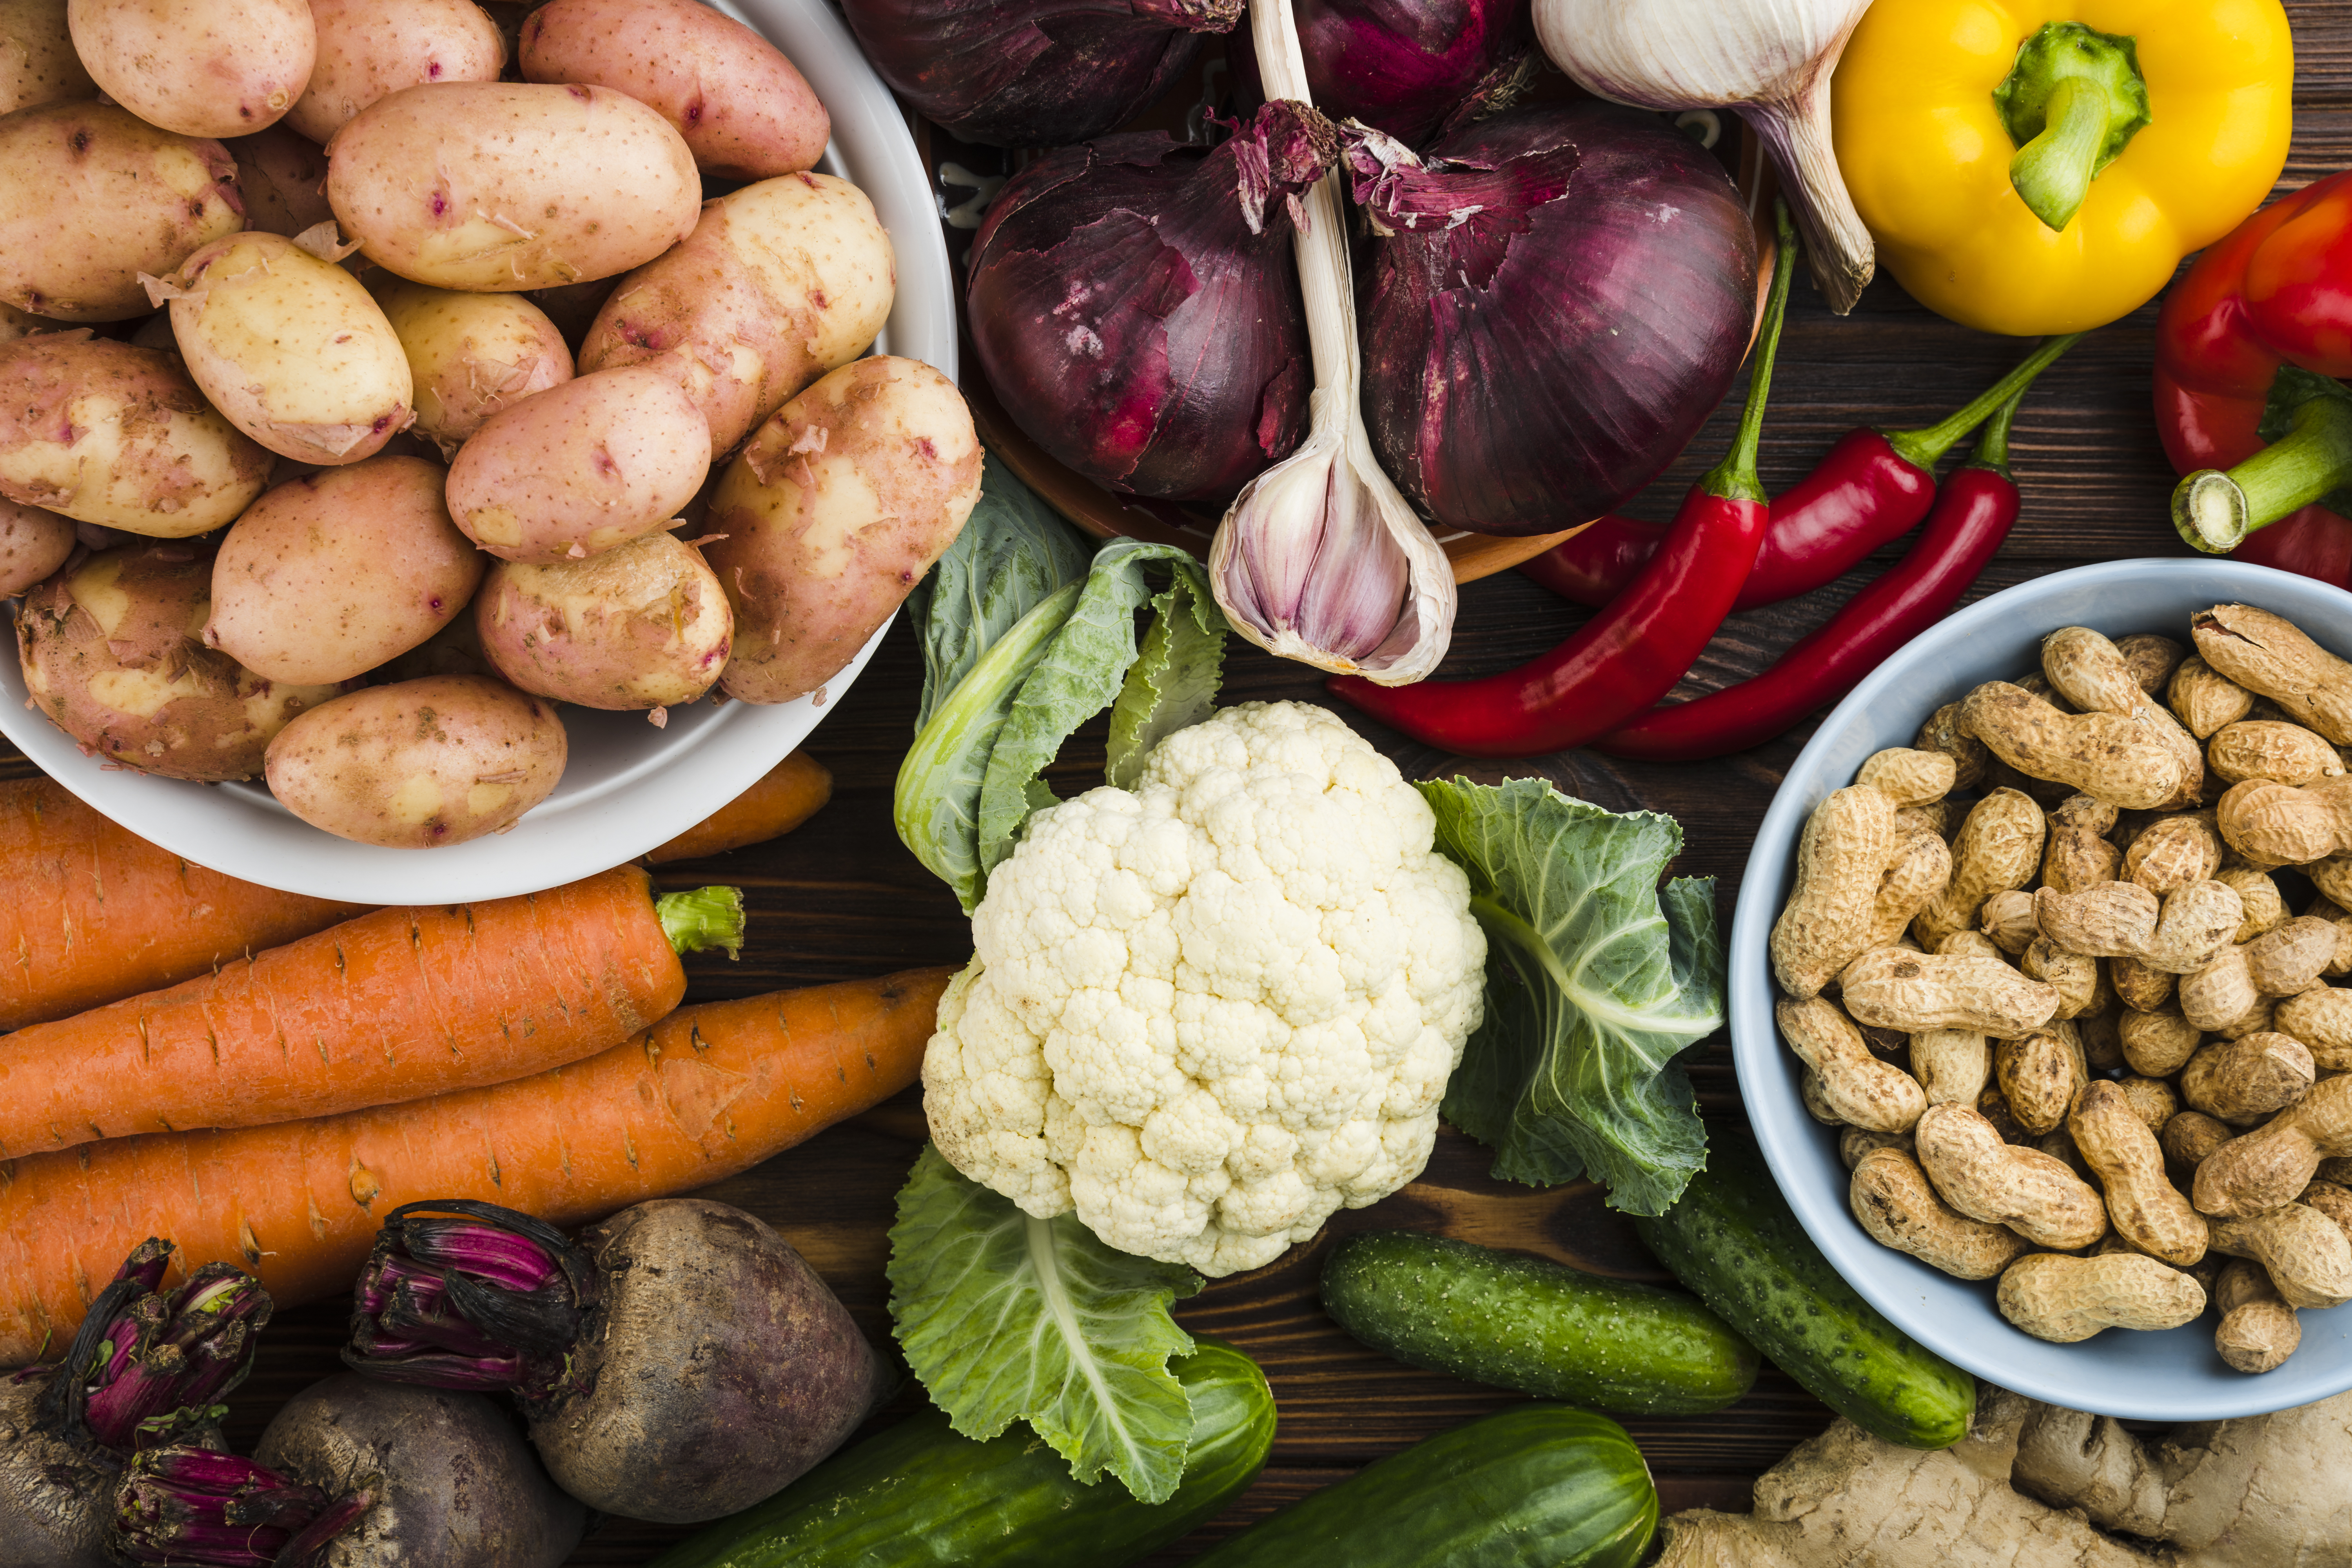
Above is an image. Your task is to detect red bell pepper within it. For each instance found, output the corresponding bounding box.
[2156,169,2352,579]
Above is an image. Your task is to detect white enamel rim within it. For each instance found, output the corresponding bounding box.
[1730,557,2352,1420]
[0,0,953,903]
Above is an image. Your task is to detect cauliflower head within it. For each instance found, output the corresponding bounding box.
[922,701,1487,1276]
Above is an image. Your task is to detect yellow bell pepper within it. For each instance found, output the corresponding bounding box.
[1831,0,2293,336]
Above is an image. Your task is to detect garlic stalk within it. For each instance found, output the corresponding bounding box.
[1207,0,1455,686]
[1532,0,1876,314]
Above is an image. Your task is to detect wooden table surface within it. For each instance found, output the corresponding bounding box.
[14,11,2352,1562]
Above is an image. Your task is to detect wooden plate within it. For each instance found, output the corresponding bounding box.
[927,78,1776,584]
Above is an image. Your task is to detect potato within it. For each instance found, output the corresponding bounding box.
[327,82,699,292]
[206,456,484,683]
[0,102,244,322]
[0,335,271,535]
[288,0,505,145]
[0,0,95,114]
[446,365,708,563]
[372,606,490,682]
[18,543,341,779]
[264,674,566,847]
[477,531,730,710]
[225,125,334,236]
[707,357,980,704]
[519,0,826,180]
[0,501,76,594]
[0,303,54,344]
[67,0,315,138]
[161,229,414,466]
[375,279,572,456]
[579,173,893,454]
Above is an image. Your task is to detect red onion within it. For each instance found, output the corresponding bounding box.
[1239,0,1533,146]
[843,0,1235,149]
[968,102,1336,502]
[1348,102,1760,535]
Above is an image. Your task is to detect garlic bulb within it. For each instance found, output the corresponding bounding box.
[1209,0,1455,685]
[1532,0,1875,314]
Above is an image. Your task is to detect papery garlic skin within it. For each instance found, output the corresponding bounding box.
[1532,0,1875,313]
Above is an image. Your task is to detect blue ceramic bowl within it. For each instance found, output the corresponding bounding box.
[1730,558,2352,1419]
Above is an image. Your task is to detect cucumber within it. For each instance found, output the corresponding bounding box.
[1632,1133,1975,1450]
[1189,1405,1654,1568]
[1320,1230,1758,1414]
[644,1337,1273,1568]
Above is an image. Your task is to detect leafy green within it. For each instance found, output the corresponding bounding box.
[896,461,1229,911]
[887,1145,1204,1504]
[1421,777,1726,1215]
[906,452,1094,735]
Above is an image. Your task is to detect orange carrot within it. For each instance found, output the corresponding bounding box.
[0,863,745,1160]
[0,965,955,1362]
[646,750,833,863]
[0,778,369,1029]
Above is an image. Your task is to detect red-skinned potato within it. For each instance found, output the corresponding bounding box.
[224,126,335,236]
[206,457,485,684]
[579,172,894,454]
[519,0,827,180]
[0,103,245,322]
[288,0,505,145]
[265,674,567,847]
[374,279,572,457]
[18,543,342,779]
[162,229,415,465]
[708,357,981,704]
[446,365,708,563]
[0,501,76,594]
[0,336,271,535]
[476,530,730,710]
[327,82,700,291]
[67,0,314,138]
[0,0,95,114]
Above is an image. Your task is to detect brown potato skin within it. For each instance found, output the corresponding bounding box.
[0,102,245,322]
[18,544,342,780]
[326,81,700,292]
[0,501,75,595]
[263,673,566,847]
[578,172,893,454]
[207,457,485,684]
[288,0,505,145]
[0,336,272,535]
[224,125,335,235]
[707,356,981,704]
[519,0,827,180]
[67,0,315,138]
[477,530,730,709]
[0,0,96,114]
[374,279,572,457]
[529,1199,886,1523]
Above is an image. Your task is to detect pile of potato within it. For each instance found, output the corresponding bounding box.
[1772,605,2352,1371]
[0,0,983,848]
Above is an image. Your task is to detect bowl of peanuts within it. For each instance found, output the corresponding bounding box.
[1731,557,2352,1419]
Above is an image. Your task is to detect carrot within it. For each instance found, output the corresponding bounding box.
[0,863,746,1160]
[0,964,956,1363]
[0,778,369,1029]
[646,750,833,863]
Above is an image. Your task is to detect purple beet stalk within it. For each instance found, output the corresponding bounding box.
[345,1200,596,1406]
[35,1241,272,1452]
[114,1447,370,1568]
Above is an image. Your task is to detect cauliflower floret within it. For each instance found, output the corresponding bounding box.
[922,701,1487,1277]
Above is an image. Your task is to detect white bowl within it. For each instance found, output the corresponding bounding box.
[0,0,953,905]
[1730,557,2352,1420]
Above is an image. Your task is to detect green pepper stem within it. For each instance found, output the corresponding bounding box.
[1965,386,2027,480]
[657,885,746,958]
[1703,201,1800,506]
[2009,78,2110,232]
[1885,332,2083,471]
[2172,396,2352,554]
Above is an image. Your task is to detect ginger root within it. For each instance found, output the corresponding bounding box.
[1656,1385,2352,1567]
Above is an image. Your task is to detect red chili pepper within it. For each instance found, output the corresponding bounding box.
[2157,169,2352,570]
[1519,337,2078,611]
[1327,205,1798,759]
[1592,390,2027,762]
